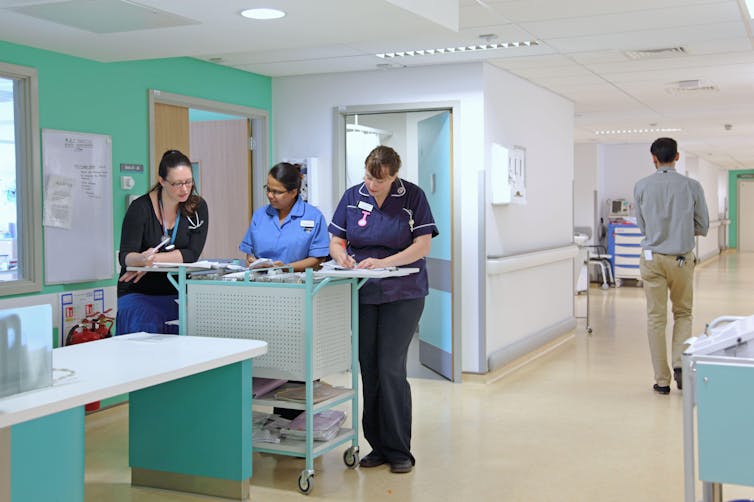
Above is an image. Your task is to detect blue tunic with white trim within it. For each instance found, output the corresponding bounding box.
[239,197,329,264]
[329,178,438,304]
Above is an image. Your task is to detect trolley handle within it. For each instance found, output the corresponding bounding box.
[704,315,746,335]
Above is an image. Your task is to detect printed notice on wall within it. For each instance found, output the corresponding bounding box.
[42,129,113,284]
[43,174,75,229]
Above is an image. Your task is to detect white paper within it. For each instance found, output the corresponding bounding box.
[43,175,75,229]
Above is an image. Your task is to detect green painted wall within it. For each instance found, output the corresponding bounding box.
[0,40,271,299]
[728,169,754,249]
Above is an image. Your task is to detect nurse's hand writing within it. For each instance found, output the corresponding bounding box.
[356,257,385,270]
[334,252,357,269]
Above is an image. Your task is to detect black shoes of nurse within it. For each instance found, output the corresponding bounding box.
[653,384,671,395]
[390,459,414,474]
[673,368,683,390]
[359,451,413,473]
[359,452,386,468]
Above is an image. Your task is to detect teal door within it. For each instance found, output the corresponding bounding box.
[417,111,453,380]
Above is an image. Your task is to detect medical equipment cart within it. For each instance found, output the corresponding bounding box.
[607,222,643,287]
[180,268,358,494]
[682,314,754,502]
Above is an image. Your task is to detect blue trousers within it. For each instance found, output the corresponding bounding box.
[115,293,179,336]
[359,297,425,464]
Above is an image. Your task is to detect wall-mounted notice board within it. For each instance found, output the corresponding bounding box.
[42,129,113,284]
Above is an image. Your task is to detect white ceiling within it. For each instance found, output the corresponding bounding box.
[1,0,753,168]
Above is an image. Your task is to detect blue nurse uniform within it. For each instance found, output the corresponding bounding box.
[239,197,329,263]
[329,177,438,467]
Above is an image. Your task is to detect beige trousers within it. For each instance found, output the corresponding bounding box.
[639,250,695,387]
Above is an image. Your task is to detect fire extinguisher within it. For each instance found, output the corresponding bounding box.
[65,309,114,346]
[65,309,114,412]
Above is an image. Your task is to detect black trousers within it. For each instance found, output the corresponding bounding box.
[359,297,425,464]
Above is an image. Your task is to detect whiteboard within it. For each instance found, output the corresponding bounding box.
[42,129,113,284]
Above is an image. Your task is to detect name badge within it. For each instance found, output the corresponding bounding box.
[357,201,373,212]
[300,220,315,228]
[644,249,653,261]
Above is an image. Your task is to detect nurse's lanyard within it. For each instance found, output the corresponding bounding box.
[158,189,180,250]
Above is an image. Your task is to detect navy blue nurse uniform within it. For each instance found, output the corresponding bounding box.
[329,177,438,467]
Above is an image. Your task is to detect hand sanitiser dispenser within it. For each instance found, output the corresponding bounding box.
[0,304,53,399]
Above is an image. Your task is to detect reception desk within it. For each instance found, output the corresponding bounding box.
[0,333,267,501]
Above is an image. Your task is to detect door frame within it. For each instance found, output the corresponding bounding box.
[334,101,462,382]
[737,178,754,251]
[148,90,270,216]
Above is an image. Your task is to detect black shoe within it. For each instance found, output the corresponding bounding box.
[653,384,671,395]
[359,451,386,468]
[673,368,683,390]
[390,459,413,474]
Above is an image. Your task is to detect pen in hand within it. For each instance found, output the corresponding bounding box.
[147,236,171,257]
[340,241,357,268]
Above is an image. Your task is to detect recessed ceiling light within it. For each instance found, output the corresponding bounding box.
[593,127,682,135]
[241,8,285,20]
[376,39,540,59]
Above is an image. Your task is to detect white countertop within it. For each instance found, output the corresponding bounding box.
[0,333,267,428]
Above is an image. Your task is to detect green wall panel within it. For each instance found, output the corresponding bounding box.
[0,40,272,298]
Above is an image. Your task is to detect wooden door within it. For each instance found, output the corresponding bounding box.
[190,118,251,259]
[154,103,190,180]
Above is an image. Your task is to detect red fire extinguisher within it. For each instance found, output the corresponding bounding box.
[65,309,114,411]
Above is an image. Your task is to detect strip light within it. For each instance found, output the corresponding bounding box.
[594,127,682,135]
[376,40,540,59]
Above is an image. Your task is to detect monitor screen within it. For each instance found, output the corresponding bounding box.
[611,200,622,213]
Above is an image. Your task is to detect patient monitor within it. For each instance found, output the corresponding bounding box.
[608,199,631,220]
[0,304,53,399]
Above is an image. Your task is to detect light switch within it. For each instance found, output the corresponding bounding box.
[120,175,135,190]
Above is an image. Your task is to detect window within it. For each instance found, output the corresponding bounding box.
[0,63,41,295]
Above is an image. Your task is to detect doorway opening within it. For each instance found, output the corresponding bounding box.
[149,90,269,260]
[337,104,459,381]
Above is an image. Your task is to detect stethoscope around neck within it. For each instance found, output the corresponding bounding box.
[158,188,179,251]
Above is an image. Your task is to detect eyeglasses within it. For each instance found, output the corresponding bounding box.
[264,185,291,196]
[166,179,194,189]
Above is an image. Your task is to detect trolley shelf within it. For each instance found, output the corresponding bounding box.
[254,387,354,411]
[254,428,355,457]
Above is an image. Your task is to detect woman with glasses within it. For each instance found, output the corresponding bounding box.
[239,162,328,272]
[328,145,438,474]
[115,149,209,336]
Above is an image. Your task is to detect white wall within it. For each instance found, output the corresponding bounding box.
[482,64,575,366]
[686,155,725,261]
[574,143,599,243]
[484,65,574,257]
[273,62,576,374]
[273,63,485,371]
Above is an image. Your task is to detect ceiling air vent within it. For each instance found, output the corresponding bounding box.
[665,79,719,95]
[624,47,687,60]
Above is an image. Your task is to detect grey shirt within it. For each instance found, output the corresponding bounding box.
[633,166,709,255]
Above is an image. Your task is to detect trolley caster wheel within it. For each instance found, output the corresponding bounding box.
[343,446,359,468]
[615,278,622,288]
[298,471,314,495]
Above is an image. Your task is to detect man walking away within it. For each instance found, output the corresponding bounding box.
[633,137,709,395]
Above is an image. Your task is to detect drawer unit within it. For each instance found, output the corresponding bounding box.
[607,222,644,287]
